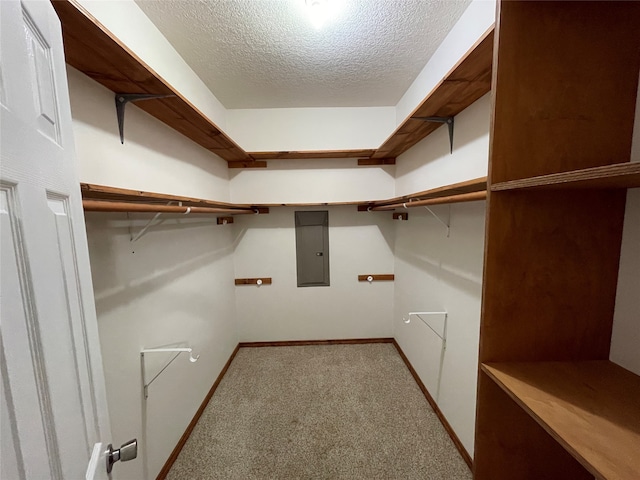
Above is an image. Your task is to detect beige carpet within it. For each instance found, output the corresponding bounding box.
[166,343,472,479]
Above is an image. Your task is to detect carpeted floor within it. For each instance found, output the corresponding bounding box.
[166,343,472,479]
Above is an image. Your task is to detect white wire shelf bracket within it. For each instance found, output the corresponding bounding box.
[404,311,448,344]
[402,311,448,402]
[140,347,200,399]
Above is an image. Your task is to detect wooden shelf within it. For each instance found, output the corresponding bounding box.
[372,27,494,160]
[80,183,268,214]
[359,176,487,211]
[52,0,252,163]
[54,0,494,164]
[492,162,640,192]
[482,361,640,480]
[81,178,486,213]
[249,150,377,160]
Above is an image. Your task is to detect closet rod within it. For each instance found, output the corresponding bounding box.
[83,200,256,215]
[371,191,486,211]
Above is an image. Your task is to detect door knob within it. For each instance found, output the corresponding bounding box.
[106,439,137,473]
[315,252,323,256]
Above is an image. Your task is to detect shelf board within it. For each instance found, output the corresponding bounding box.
[372,26,494,160]
[361,176,487,210]
[54,1,494,165]
[80,183,253,210]
[82,178,486,212]
[249,150,377,160]
[482,361,640,480]
[52,0,251,162]
[491,162,640,191]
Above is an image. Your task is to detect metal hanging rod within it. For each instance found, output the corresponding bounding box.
[83,200,257,215]
[371,191,486,211]
[140,347,200,399]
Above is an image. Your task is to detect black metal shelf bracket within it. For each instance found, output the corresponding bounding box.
[115,93,176,144]
[412,116,455,154]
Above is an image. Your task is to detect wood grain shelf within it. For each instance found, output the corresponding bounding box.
[482,361,640,480]
[52,0,251,162]
[358,177,487,211]
[54,1,494,165]
[249,150,376,160]
[492,162,640,192]
[372,27,494,160]
[81,179,486,212]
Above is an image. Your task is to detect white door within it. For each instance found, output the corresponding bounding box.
[1,0,119,478]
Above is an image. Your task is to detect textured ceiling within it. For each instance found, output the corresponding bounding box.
[135,0,472,109]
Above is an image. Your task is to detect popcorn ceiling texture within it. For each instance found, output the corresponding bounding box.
[135,0,472,109]
[165,344,471,479]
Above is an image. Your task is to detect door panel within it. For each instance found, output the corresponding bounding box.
[1,0,112,478]
[295,211,330,287]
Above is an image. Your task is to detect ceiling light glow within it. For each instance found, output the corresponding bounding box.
[304,0,342,29]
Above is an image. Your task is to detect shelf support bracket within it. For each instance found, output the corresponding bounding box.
[130,201,191,242]
[412,116,455,154]
[424,204,451,237]
[140,347,200,399]
[115,93,176,144]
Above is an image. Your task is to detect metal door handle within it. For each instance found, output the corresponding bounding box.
[316,252,323,256]
[107,439,137,473]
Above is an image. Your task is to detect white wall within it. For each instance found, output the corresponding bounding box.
[393,203,485,457]
[85,215,237,479]
[391,93,490,457]
[230,158,395,204]
[227,107,395,152]
[68,68,238,479]
[233,206,395,342]
[395,93,490,196]
[67,66,230,201]
[610,78,640,375]
[610,189,640,375]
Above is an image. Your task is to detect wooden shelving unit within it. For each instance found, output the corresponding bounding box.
[53,0,493,165]
[474,2,640,479]
[482,361,640,480]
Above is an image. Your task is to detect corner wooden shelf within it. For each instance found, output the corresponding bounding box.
[482,361,640,480]
[80,178,487,213]
[491,162,640,191]
[372,27,494,159]
[52,0,252,162]
[54,0,494,164]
